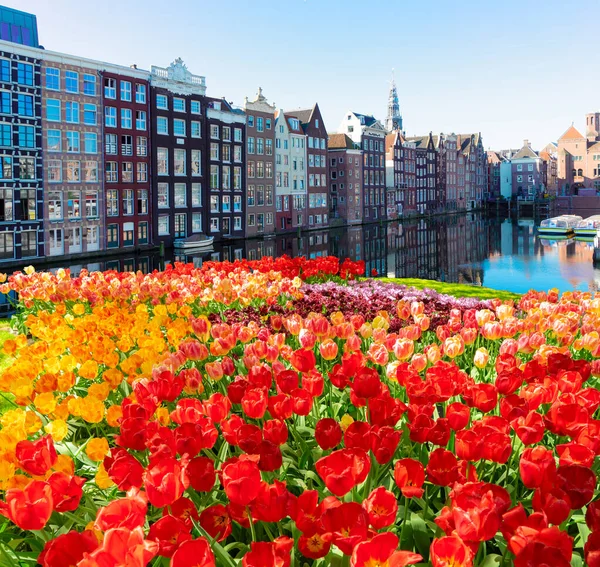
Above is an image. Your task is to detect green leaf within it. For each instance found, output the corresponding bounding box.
[571,553,584,567]
[410,512,430,560]
[480,554,502,567]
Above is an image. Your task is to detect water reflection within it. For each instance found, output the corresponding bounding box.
[4,213,600,309]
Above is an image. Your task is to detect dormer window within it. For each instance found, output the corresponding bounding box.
[291,119,299,130]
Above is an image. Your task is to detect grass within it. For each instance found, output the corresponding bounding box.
[378,277,521,302]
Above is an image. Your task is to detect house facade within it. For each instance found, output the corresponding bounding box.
[274,110,307,231]
[385,131,402,219]
[458,133,486,209]
[328,133,362,224]
[244,88,275,236]
[486,151,503,199]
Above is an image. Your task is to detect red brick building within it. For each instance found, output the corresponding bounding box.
[328,133,362,225]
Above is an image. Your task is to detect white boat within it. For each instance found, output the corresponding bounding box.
[173,234,214,250]
[538,215,582,237]
[574,215,600,239]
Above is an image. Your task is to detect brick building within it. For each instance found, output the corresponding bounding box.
[328,133,362,224]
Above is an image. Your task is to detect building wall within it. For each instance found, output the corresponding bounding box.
[510,158,544,198]
[103,71,151,250]
[41,60,103,256]
[362,132,385,221]
[305,105,328,228]
[245,98,275,236]
[445,137,458,209]
[329,148,362,224]
[0,48,43,262]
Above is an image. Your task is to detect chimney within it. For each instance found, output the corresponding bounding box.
[524,139,530,147]
[130,64,137,69]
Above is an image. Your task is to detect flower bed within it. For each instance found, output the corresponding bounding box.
[0,257,599,566]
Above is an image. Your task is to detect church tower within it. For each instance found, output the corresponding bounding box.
[385,70,403,132]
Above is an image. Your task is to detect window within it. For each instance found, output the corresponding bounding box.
[234,146,242,162]
[83,74,96,96]
[257,138,264,154]
[83,104,97,125]
[21,189,37,220]
[247,214,255,226]
[210,165,219,189]
[266,139,273,155]
[223,195,231,212]
[266,213,273,225]
[191,100,201,114]
[83,161,98,182]
[174,119,185,136]
[64,102,79,124]
[107,224,119,248]
[257,213,265,228]
[191,150,201,176]
[157,116,168,135]
[46,67,60,90]
[105,161,117,182]
[234,128,242,142]
[104,78,117,98]
[66,131,80,153]
[17,94,33,116]
[137,189,148,214]
[121,108,132,129]
[0,123,10,147]
[122,162,133,183]
[137,162,147,182]
[0,188,12,220]
[266,163,273,178]
[174,149,186,175]
[157,148,168,175]
[192,213,202,233]
[173,98,185,112]
[257,162,264,177]
[84,133,97,154]
[120,80,132,101]
[266,186,273,206]
[17,63,33,86]
[248,116,255,128]
[210,195,220,215]
[223,166,231,189]
[138,221,148,244]
[48,159,61,182]
[210,143,219,160]
[156,94,168,110]
[256,186,265,206]
[223,145,231,162]
[248,162,255,178]
[136,137,147,156]
[105,106,117,127]
[105,133,117,154]
[0,92,9,115]
[135,84,146,104]
[248,137,255,154]
[191,121,201,138]
[266,118,272,130]
[136,111,147,130]
[222,126,231,141]
[210,125,219,139]
[48,192,63,220]
[67,191,81,219]
[123,224,134,246]
[66,161,80,182]
[233,195,242,212]
[107,190,118,216]
[233,167,242,190]
[192,183,202,206]
[123,189,134,215]
[158,183,169,208]
[528,164,533,172]
[121,135,133,156]
[18,126,35,148]
[158,215,169,236]
[174,183,186,207]
[247,185,255,206]
[64,70,79,93]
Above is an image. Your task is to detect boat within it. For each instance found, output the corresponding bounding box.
[538,215,582,237]
[173,234,214,250]
[574,215,600,240]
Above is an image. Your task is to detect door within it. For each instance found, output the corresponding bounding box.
[175,213,187,238]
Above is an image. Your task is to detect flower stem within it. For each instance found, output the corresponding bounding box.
[246,506,257,542]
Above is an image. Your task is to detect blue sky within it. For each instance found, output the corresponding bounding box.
[7,0,596,150]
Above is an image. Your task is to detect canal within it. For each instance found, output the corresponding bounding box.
[2,213,600,312]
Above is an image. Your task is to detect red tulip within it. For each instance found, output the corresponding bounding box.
[95,489,148,531]
[315,418,343,450]
[199,504,232,542]
[38,530,99,567]
[104,448,144,491]
[290,348,316,373]
[147,515,192,558]
[556,464,596,509]
[430,535,474,567]
[315,449,371,496]
[187,456,216,492]
[222,456,261,505]
[363,487,398,529]
[427,448,458,487]
[252,480,291,523]
[519,446,556,489]
[15,434,57,476]
[394,458,425,498]
[1,480,53,530]
[144,457,189,508]
[47,472,85,512]
[351,532,422,567]
[170,537,216,567]
[322,501,369,555]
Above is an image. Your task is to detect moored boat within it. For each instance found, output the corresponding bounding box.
[173,234,214,250]
[538,215,582,237]
[574,215,600,239]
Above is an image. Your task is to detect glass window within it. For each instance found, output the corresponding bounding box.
[135,84,146,104]
[157,148,168,175]
[158,215,169,236]
[223,126,231,141]
[210,125,219,139]
[157,116,168,135]
[67,190,81,218]
[66,131,80,152]
[234,128,242,142]
[123,189,134,215]
[192,212,202,233]
[65,102,79,123]
[191,150,201,176]
[46,99,60,122]
[191,100,201,114]
[47,129,61,152]
[174,149,186,175]
[137,162,147,182]
[210,195,219,212]
[234,146,242,162]
[248,116,254,128]
[210,143,219,160]
[65,71,79,93]
[234,167,242,190]
[107,224,119,248]
[83,160,98,182]
[256,117,263,132]
[121,108,132,129]
[19,157,35,180]
[21,189,37,221]
[191,121,201,138]
[192,183,202,206]
[122,162,133,183]
[17,126,35,148]
[104,78,116,99]
[223,166,231,189]
[83,74,96,96]
[66,160,80,182]
[233,195,241,212]
[173,98,185,112]
[158,183,169,208]
[210,165,219,189]
[85,192,98,217]
[174,183,186,207]
[17,94,33,116]
[174,119,186,136]
[83,104,97,125]
[47,159,61,182]
[46,67,60,90]
[138,221,149,244]
[156,94,168,109]
[105,161,117,182]
[105,133,117,154]
[0,92,9,114]
[48,192,63,220]
[136,110,146,130]
[136,136,147,156]
[105,106,117,127]
[122,135,134,156]
[84,133,97,154]
[137,189,148,214]
[17,63,33,86]
[223,195,231,212]
[120,80,132,101]
[106,190,119,216]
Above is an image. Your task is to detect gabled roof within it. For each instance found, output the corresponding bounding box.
[328,133,356,150]
[588,142,600,153]
[385,131,401,153]
[512,144,539,160]
[352,112,378,127]
[406,135,429,149]
[289,107,313,125]
[487,151,503,164]
[558,125,585,141]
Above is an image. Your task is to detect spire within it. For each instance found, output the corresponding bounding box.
[385,69,402,132]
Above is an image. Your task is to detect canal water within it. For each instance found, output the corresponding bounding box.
[2,213,600,308]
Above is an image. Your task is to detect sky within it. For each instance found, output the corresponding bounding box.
[7,0,598,150]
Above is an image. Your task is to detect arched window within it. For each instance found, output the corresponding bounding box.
[572,169,577,177]
[578,168,583,176]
